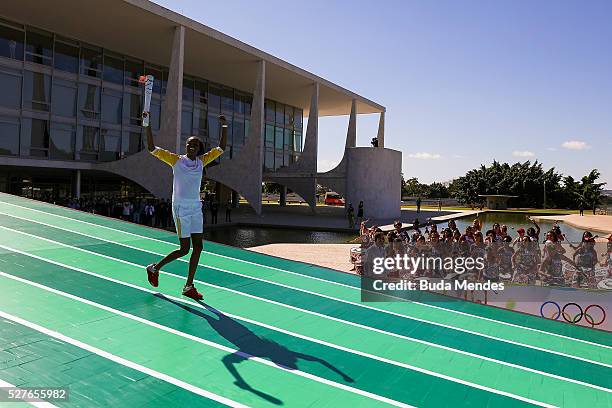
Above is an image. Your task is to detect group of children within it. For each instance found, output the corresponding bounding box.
[357,216,612,289]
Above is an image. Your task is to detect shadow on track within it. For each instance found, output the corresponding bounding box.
[155,294,353,405]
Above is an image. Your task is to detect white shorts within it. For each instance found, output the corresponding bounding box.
[172,202,203,238]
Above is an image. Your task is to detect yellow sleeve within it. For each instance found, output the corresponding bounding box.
[200,147,224,166]
[151,147,179,166]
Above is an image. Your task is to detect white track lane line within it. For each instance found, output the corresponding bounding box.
[0,311,247,408]
[0,272,414,408]
[0,202,608,351]
[0,219,610,370]
[0,378,58,408]
[0,237,610,394]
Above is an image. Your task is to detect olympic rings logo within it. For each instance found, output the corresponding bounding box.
[540,302,606,326]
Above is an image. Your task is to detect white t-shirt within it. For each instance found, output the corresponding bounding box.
[151,146,223,204]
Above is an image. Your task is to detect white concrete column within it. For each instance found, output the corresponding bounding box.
[377,111,385,148]
[302,82,319,169]
[160,25,185,153]
[345,99,357,149]
[251,60,265,166]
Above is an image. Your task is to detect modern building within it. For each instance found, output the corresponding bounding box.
[0,0,401,218]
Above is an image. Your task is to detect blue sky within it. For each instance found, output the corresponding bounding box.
[153,0,611,186]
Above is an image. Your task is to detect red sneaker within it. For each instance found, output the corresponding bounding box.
[182,285,203,300]
[146,264,159,287]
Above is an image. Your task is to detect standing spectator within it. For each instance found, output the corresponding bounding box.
[210,200,219,224]
[416,197,422,214]
[166,199,173,228]
[346,203,355,229]
[438,198,442,211]
[133,198,143,224]
[159,199,168,228]
[144,201,155,226]
[357,201,364,224]
[122,201,133,221]
[363,232,386,276]
[201,200,207,225]
[225,199,232,222]
[579,201,584,216]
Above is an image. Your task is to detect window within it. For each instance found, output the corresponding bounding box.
[284,152,290,167]
[275,151,283,170]
[50,122,75,160]
[103,53,123,84]
[194,107,207,137]
[265,124,274,148]
[264,149,274,171]
[182,77,194,103]
[122,130,142,156]
[51,79,77,117]
[150,99,161,130]
[21,118,49,157]
[25,28,52,65]
[23,71,51,112]
[0,21,24,61]
[233,118,245,146]
[275,103,284,126]
[100,128,121,161]
[224,116,233,146]
[285,107,294,128]
[293,131,302,152]
[81,46,102,78]
[265,100,275,123]
[124,59,143,87]
[243,95,252,117]
[181,109,193,136]
[54,39,79,73]
[208,84,221,112]
[234,93,245,116]
[78,83,101,120]
[244,118,250,141]
[284,128,292,150]
[208,113,220,143]
[0,68,21,109]
[76,125,99,161]
[0,116,19,156]
[124,92,141,126]
[294,109,303,129]
[144,65,163,94]
[221,87,233,113]
[194,80,207,106]
[274,126,283,149]
[102,88,122,124]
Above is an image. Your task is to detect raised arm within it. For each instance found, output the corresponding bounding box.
[145,119,155,152]
[143,112,179,166]
[200,116,228,166]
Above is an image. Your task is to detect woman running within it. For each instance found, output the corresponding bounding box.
[144,113,228,300]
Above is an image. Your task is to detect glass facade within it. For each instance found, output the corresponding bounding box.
[0,17,303,170]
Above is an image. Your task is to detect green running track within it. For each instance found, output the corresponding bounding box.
[0,192,610,408]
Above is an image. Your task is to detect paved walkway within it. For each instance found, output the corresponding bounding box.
[208,203,473,232]
[532,214,612,236]
[248,243,356,273]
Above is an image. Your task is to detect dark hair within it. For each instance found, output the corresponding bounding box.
[374,232,385,242]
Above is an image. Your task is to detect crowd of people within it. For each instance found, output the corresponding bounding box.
[354,216,612,289]
[37,195,232,229]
